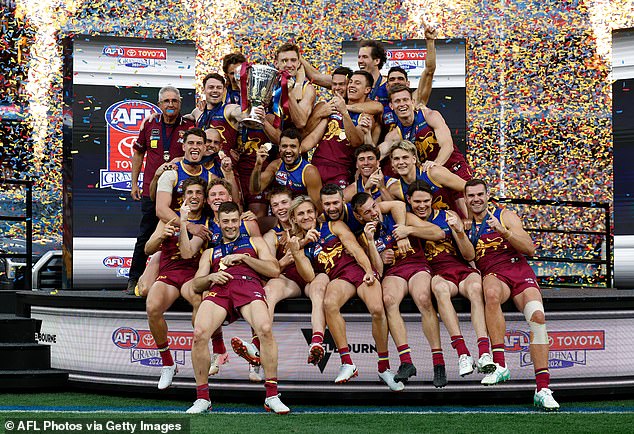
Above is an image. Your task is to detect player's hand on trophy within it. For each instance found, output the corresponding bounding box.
[253,106,266,123]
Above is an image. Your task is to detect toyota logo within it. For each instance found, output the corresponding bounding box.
[118,136,137,159]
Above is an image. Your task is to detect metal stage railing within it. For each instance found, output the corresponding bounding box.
[0,178,33,290]
[496,197,611,288]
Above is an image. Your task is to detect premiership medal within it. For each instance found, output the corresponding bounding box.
[163,151,170,162]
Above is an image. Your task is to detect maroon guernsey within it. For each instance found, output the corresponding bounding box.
[134,115,193,198]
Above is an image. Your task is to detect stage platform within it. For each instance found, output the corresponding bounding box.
[13,288,634,402]
[15,288,634,315]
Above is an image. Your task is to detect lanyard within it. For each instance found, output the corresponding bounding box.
[161,118,179,157]
[197,103,223,129]
[402,110,423,142]
[469,215,489,248]
[369,75,383,100]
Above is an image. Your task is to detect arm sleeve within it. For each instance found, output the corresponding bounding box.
[156,171,177,193]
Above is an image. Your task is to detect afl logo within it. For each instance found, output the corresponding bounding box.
[103,256,124,268]
[105,100,160,134]
[505,330,530,352]
[102,45,124,57]
[112,327,140,349]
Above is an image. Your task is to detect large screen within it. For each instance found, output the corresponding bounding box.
[64,35,196,288]
[613,29,634,286]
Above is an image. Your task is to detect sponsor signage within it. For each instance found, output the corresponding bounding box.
[101,100,160,192]
[32,307,623,385]
[505,329,606,369]
[112,327,191,367]
[101,45,168,69]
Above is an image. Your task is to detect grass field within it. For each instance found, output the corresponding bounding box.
[1,392,634,434]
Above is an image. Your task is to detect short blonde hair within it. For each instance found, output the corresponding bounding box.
[389,140,419,165]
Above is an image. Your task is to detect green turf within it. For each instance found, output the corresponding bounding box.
[1,413,634,434]
[1,393,634,434]
[1,392,634,410]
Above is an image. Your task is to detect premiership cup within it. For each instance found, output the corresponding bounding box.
[242,64,279,129]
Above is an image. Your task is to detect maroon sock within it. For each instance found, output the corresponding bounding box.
[535,368,550,392]
[377,351,390,373]
[157,341,174,366]
[450,335,470,357]
[338,346,353,365]
[264,378,278,398]
[397,344,413,364]
[492,343,505,367]
[196,384,210,401]
[431,348,445,366]
[477,337,490,357]
[251,334,261,351]
[211,329,226,354]
[311,331,324,344]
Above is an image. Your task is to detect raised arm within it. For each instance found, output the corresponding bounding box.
[414,24,437,106]
[333,96,363,148]
[423,108,453,166]
[347,100,384,116]
[250,147,278,194]
[300,117,328,154]
[287,79,316,129]
[445,210,474,261]
[304,165,323,213]
[155,171,180,224]
[289,235,316,283]
[178,202,206,259]
[378,127,401,160]
[392,212,444,242]
[299,55,333,89]
[360,221,384,276]
[304,100,334,136]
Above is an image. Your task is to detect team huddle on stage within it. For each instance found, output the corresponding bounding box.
[128,25,560,414]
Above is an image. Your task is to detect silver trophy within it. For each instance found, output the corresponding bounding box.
[241,64,278,129]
